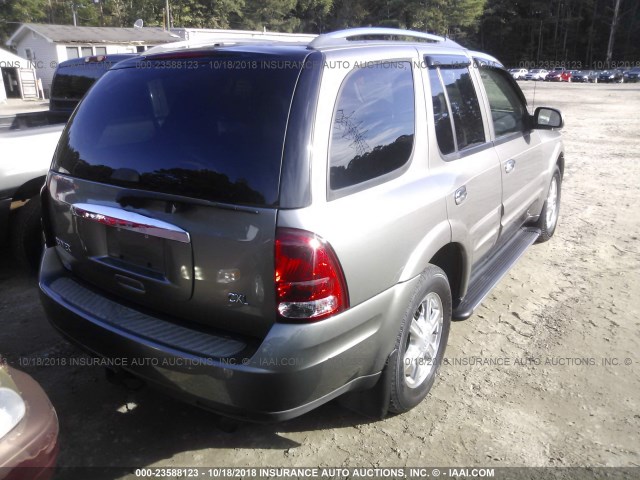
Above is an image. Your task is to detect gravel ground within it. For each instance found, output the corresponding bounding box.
[0,82,638,479]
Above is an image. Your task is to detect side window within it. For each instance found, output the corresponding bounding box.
[479,68,528,137]
[329,61,415,191]
[428,66,485,154]
[66,47,79,60]
[428,69,455,155]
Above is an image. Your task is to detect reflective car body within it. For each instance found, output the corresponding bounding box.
[0,364,58,480]
[623,67,640,83]
[508,68,528,80]
[524,69,549,81]
[572,70,598,83]
[39,28,565,421]
[545,68,572,82]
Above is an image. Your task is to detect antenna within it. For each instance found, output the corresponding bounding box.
[134,19,143,28]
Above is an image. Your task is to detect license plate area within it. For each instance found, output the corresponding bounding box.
[72,209,194,303]
[106,227,166,276]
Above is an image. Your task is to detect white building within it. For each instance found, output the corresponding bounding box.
[171,27,315,43]
[6,23,179,96]
[0,47,38,102]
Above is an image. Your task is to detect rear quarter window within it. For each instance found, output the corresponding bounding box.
[329,61,415,193]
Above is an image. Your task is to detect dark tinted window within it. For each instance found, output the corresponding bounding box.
[50,64,111,101]
[330,61,415,190]
[439,67,485,150]
[50,56,137,102]
[479,68,528,137]
[53,53,306,206]
[430,67,486,154]
[429,69,455,155]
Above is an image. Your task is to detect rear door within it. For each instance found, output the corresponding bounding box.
[47,51,308,338]
[422,55,503,267]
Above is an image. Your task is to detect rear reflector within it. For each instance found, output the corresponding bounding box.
[275,228,349,322]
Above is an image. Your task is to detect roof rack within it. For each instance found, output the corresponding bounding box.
[309,27,461,49]
[145,32,316,55]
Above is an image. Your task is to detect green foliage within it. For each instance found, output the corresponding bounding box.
[295,0,333,32]
[243,0,299,32]
[1,0,639,64]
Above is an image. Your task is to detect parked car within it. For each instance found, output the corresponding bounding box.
[598,69,624,83]
[508,68,528,80]
[0,362,59,479]
[39,27,565,421]
[623,67,640,83]
[525,68,549,81]
[572,70,599,83]
[49,53,138,114]
[545,67,572,82]
[0,123,65,271]
[0,54,137,271]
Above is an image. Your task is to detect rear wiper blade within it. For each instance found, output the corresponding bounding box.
[116,189,260,214]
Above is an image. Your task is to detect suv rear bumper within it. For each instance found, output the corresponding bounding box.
[39,247,416,421]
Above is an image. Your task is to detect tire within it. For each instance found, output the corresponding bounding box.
[388,265,452,414]
[535,166,562,243]
[10,196,44,272]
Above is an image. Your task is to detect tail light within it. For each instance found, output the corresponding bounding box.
[275,228,349,322]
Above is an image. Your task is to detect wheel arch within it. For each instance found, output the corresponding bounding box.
[12,175,46,203]
[428,243,466,306]
[556,152,565,179]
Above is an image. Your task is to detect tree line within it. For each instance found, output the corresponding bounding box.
[1,0,638,68]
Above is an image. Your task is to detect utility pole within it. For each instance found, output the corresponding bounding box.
[606,0,622,64]
[93,0,105,27]
[165,0,172,30]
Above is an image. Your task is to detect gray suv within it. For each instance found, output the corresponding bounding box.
[39,28,564,421]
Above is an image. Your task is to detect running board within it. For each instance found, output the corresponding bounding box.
[453,227,540,321]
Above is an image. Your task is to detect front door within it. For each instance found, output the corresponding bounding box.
[477,67,546,236]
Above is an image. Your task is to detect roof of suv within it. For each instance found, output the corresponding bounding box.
[144,27,459,53]
[139,27,502,68]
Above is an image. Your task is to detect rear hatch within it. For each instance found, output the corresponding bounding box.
[46,48,310,338]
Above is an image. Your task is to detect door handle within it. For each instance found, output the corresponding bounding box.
[505,159,516,173]
[454,186,467,205]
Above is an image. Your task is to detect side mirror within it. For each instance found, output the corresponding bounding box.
[533,107,564,129]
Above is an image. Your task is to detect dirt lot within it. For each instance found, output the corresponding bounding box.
[1,82,639,478]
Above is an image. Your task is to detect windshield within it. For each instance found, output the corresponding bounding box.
[52,51,308,207]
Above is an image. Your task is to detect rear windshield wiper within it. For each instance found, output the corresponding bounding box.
[116,189,260,214]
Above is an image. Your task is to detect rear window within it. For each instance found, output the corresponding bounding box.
[51,63,114,101]
[53,53,307,206]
